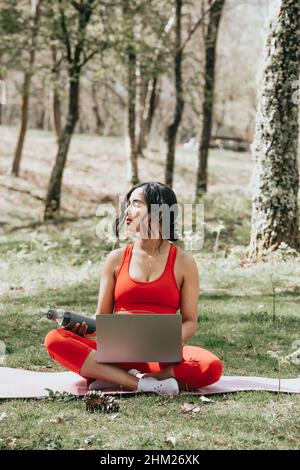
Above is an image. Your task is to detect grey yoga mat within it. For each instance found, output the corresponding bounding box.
[0,367,299,398]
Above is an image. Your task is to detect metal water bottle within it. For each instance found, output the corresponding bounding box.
[38,308,96,334]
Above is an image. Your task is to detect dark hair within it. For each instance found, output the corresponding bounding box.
[114,181,179,254]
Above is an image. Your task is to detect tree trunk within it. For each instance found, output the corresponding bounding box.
[136,75,147,158]
[249,0,300,261]
[195,0,225,198]
[44,1,95,220]
[0,82,2,124]
[53,88,62,136]
[165,0,184,188]
[51,46,62,137]
[127,39,139,184]
[11,1,41,177]
[44,75,80,219]
[122,0,139,184]
[137,76,159,156]
[137,10,174,158]
[11,73,30,176]
[91,83,103,134]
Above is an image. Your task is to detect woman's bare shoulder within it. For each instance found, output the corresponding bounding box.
[103,245,128,276]
[174,244,198,271]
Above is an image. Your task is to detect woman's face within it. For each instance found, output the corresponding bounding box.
[124,188,152,237]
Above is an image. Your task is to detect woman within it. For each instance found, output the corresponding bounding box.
[44,181,223,396]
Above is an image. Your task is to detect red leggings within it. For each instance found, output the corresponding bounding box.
[44,328,223,389]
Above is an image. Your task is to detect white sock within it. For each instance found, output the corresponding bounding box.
[128,368,145,379]
[137,376,179,396]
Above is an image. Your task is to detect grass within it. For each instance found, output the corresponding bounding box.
[0,287,299,450]
[0,127,300,450]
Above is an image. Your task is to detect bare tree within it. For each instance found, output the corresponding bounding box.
[137,10,175,157]
[44,0,108,220]
[122,0,139,185]
[165,0,217,188]
[165,0,184,188]
[11,0,41,177]
[195,0,225,198]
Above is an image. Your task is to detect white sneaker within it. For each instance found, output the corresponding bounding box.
[137,376,179,396]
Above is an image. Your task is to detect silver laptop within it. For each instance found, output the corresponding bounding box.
[96,313,182,363]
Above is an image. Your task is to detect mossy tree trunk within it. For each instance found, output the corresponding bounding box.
[249,0,300,261]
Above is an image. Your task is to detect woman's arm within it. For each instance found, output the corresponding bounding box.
[76,251,119,337]
[180,253,200,342]
[95,251,119,315]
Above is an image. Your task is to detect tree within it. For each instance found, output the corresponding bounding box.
[165,0,184,188]
[249,0,300,260]
[136,10,175,158]
[44,0,109,220]
[164,0,219,189]
[195,0,225,198]
[122,0,139,185]
[9,0,42,177]
[121,0,173,185]
[51,44,62,137]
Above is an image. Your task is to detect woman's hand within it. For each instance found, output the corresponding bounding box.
[63,321,89,337]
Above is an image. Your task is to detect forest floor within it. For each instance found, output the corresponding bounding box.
[0,125,299,450]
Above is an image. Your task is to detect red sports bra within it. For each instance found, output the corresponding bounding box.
[114,241,180,314]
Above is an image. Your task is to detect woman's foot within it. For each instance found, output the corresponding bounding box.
[88,378,122,391]
[88,369,144,391]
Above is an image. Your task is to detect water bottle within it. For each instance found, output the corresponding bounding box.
[39,308,96,334]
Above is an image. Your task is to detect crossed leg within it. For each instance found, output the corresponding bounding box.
[44,329,223,391]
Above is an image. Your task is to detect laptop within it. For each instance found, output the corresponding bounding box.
[96,313,182,363]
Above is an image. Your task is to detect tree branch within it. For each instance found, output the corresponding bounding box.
[178,1,219,53]
[58,0,72,63]
[80,49,99,67]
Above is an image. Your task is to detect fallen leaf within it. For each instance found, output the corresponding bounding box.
[0,412,7,421]
[181,402,201,413]
[199,396,214,403]
[48,417,65,424]
[7,437,17,449]
[165,435,176,447]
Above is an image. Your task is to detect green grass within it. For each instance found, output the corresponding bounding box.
[0,130,300,449]
[1,240,299,450]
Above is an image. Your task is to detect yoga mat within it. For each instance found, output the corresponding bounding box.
[0,367,299,399]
